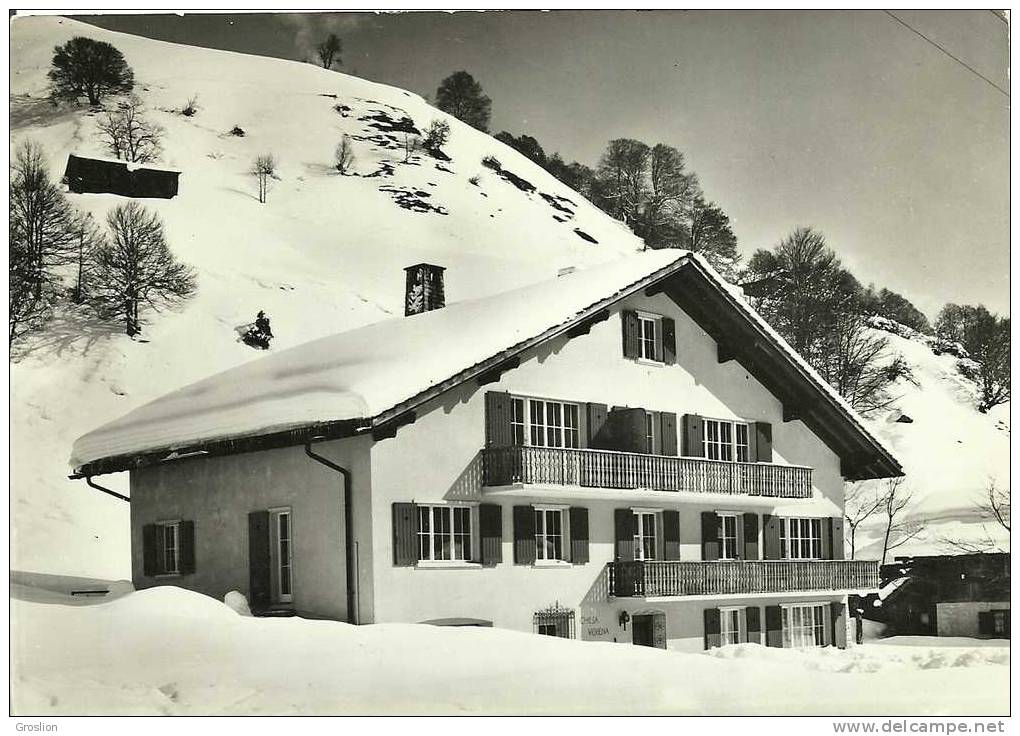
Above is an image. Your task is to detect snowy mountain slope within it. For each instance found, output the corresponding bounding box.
[10,16,643,578]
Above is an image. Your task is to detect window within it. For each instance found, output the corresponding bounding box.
[533,605,575,638]
[719,513,740,560]
[417,505,473,562]
[703,418,750,462]
[645,412,657,454]
[535,508,565,561]
[638,313,661,362]
[720,607,746,646]
[270,509,293,603]
[156,521,179,575]
[781,518,823,560]
[782,603,828,647]
[633,511,658,560]
[514,396,580,448]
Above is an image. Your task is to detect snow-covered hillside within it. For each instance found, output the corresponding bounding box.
[10,16,642,578]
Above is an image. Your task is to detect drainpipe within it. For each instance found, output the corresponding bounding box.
[304,441,359,625]
[73,474,130,503]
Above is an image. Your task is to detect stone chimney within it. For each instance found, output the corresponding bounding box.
[404,263,446,316]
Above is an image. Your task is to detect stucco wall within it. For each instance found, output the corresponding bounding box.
[130,437,372,621]
[936,601,1011,637]
[368,292,848,630]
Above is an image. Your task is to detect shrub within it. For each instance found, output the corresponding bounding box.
[229,125,246,137]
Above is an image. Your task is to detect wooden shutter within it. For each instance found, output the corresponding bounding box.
[703,608,721,650]
[830,516,845,560]
[682,414,704,457]
[614,508,635,562]
[178,520,196,575]
[142,524,158,576]
[978,611,995,636]
[754,422,772,462]
[622,310,640,358]
[513,505,536,565]
[479,504,503,566]
[763,514,782,560]
[248,510,272,612]
[609,407,648,453]
[662,317,676,364]
[831,601,847,648]
[765,605,783,647]
[660,412,678,456]
[569,507,589,564]
[701,511,720,561]
[743,513,759,561]
[485,391,513,447]
[392,502,418,566]
[586,402,609,448]
[746,606,762,644]
[820,517,832,560]
[663,510,681,561]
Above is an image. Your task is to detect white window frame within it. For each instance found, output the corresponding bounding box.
[703,418,751,463]
[781,517,823,560]
[636,311,663,363]
[719,512,741,561]
[416,504,475,563]
[632,509,660,561]
[156,520,180,576]
[781,602,829,648]
[510,395,580,449]
[645,411,657,454]
[269,507,293,604]
[719,606,746,646]
[534,504,570,563]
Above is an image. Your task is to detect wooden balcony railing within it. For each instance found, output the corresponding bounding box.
[482,446,812,498]
[607,559,880,598]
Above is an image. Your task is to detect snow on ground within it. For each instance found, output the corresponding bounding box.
[10,585,1009,716]
[9,15,642,579]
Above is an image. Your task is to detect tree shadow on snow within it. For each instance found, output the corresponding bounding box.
[10,311,123,363]
[9,95,81,131]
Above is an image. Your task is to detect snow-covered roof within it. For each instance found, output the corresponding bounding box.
[71,251,901,477]
[67,152,181,174]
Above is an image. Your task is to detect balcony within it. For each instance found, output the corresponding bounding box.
[482,446,812,498]
[608,559,880,598]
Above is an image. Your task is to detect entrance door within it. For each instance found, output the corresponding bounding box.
[632,614,655,647]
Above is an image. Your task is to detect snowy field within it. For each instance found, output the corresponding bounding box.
[9,583,1010,716]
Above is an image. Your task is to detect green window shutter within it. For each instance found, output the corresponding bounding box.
[754,422,772,462]
[662,317,676,364]
[248,510,272,612]
[765,605,783,647]
[762,514,782,560]
[621,310,640,358]
[513,505,536,565]
[392,502,418,567]
[830,516,845,560]
[142,524,158,576]
[614,508,635,562]
[479,504,503,566]
[586,402,609,449]
[701,511,720,561]
[485,391,513,447]
[742,513,759,561]
[178,520,196,575]
[569,507,589,564]
[830,601,847,648]
[659,412,678,456]
[682,414,704,457]
[703,608,721,650]
[663,510,681,561]
[745,606,762,643]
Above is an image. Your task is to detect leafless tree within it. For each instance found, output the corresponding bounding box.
[422,119,451,154]
[941,480,1010,554]
[334,135,355,174]
[402,133,421,163]
[249,154,278,203]
[844,483,885,560]
[97,98,164,163]
[89,201,196,336]
[879,477,923,564]
[316,33,343,69]
[70,211,104,304]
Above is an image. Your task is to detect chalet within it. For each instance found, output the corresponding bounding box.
[71,252,902,651]
[64,153,180,199]
[867,553,1010,639]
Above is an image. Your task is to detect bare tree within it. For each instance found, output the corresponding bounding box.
[844,483,885,560]
[878,477,923,564]
[402,133,421,163]
[97,98,163,163]
[249,154,278,203]
[941,480,1010,554]
[422,119,451,155]
[89,201,196,336]
[334,135,355,174]
[316,33,343,69]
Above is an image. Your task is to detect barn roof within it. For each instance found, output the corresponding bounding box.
[66,152,181,174]
[71,251,903,480]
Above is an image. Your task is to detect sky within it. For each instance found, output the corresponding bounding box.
[70,10,1010,318]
